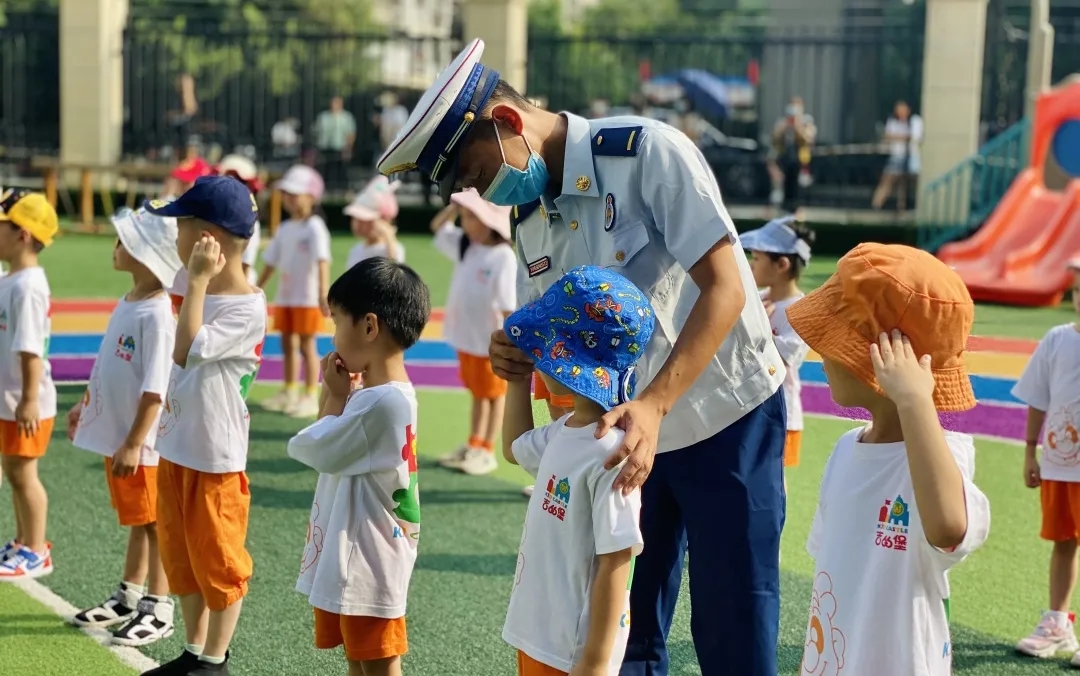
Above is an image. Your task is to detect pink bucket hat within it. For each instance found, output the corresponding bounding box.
[275,164,325,201]
[345,176,401,221]
[451,188,511,240]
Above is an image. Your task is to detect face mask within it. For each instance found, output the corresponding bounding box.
[483,121,550,207]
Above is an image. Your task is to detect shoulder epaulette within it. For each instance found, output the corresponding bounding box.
[591,126,644,157]
[511,199,542,227]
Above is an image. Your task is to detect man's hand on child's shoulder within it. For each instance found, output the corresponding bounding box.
[188,235,227,281]
[870,330,935,407]
[321,351,352,398]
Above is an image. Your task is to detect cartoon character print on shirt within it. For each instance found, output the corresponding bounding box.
[513,520,527,590]
[300,500,324,573]
[77,378,105,430]
[157,373,181,438]
[391,423,421,536]
[802,571,846,676]
[1045,406,1080,467]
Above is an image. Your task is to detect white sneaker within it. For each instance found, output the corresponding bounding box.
[288,393,320,419]
[1016,611,1079,658]
[0,544,52,581]
[437,445,470,469]
[261,389,297,412]
[522,485,534,498]
[459,448,498,476]
[111,596,175,646]
[71,583,142,628]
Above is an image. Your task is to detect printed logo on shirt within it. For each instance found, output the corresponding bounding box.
[0,309,7,331]
[620,610,631,628]
[527,256,551,277]
[541,474,571,521]
[1045,407,1080,466]
[875,495,910,551]
[802,571,846,676]
[300,501,324,573]
[391,424,421,539]
[604,192,617,231]
[158,374,180,438]
[239,340,264,400]
[115,335,136,362]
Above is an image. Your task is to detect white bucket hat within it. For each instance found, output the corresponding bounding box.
[111,208,184,287]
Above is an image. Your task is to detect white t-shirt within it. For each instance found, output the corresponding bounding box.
[435,224,517,357]
[168,222,262,295]
[0,267,56,421]
[1012,324,1080,482]
[74,295,175,466]
[802,428,990,676]
[764,290,808,431]
[346,241,405,270]
[885,115,924,172]
[156,293,267,473]
[262,216,332,308]
[504,417,643,674]
[289,382,420,618]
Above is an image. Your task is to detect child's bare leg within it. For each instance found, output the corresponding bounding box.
[1050,539,1079,611]
[282,332,299,388]
[483,395,505,447]
[145,524,169,597]
[470,396,490,444]
[179,593,209,646]
[1,456,47,551]
[11,487,23,542]
[356,657,402,676]
[300,334,319,390]
[123,526,150,586]
[201,599,243,659]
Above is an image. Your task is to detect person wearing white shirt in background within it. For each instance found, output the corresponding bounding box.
[872,100,924,211]
[214,155,264,286]
[258,165,332,419]
[67,208,182,647]
[501,266,649,676]
[288,256,430,676]
[1013,261,1080,666]
[429,188,518,477]
[786,243,990,676]
[740,216,814,495]
[345,176,405,269]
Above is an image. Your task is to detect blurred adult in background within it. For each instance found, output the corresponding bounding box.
[872,100,923,211]
[374,91,409,163]
[271,117,302,163]
[313,96,356,192]
[165,74,198,159]
[769,96,816,213]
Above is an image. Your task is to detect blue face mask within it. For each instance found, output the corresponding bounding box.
[482,121,550,207]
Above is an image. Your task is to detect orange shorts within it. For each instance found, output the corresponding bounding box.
[533,373,574,409]
[104,458,159,527]
[517,651,568,676]
[169,294,183,315]
[314,608,408,661]
[273,306,323,336]
[0,418,54,458]
[458,352,507,400]
[784,430,803,467]
[1040,480,1080,541]
[156,459,252,610]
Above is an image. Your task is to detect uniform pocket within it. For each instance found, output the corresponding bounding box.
[606,222,650,269]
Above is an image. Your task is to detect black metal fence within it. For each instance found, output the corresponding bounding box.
[0,10,58,158]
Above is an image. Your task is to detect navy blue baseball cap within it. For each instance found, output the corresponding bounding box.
[143,175,258,239]
[504,266,656,410]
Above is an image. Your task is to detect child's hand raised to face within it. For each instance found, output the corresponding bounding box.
[188,235,227,281]
[321,351,353,398]
[870,330,936,407]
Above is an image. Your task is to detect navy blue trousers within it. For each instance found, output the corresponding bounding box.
[620,388,787,676]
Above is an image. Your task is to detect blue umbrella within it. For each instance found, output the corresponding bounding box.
[674,69,733,119]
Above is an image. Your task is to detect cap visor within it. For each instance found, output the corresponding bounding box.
[344,205,379,221]
[534,359,619,411]
[142,199,189,218]
[275,177,306,195]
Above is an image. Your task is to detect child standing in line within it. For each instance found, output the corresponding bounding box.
[164,157,213,313]
[786,243,991,675]
[501,266,650,676]
[0,190,58,580]
[142,176,266,675]
[67,208,181,646]
[1013,260,1080,665]
[258,164,331,419]
[430,189,517,477]
[345,176,405,268]
[740,216,814,490]
[288,257,430,676]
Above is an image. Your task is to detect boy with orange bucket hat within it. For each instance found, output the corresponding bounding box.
[786,243,990,675]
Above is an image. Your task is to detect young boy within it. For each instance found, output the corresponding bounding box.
[785,243,991,675]
[1013,260,1080,665]
[67,208,181,646]
[0,189,58,580]
[287,256,430,676]
[500,266,651,675]
[142,176,266,675]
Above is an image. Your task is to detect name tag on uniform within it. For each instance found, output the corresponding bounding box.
[527,256,551,277]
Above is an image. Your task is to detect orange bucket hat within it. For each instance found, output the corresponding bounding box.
[786,243,976,411]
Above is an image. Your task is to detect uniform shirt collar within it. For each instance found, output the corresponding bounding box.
[558,113,600,200]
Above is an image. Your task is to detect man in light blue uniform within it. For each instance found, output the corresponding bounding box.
[377,39,788,675]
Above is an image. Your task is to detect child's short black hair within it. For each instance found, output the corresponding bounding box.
[767,221,816,279]
[328,257,431,349]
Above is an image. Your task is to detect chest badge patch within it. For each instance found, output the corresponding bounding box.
[604,193,617,231]
[527,256,551,277]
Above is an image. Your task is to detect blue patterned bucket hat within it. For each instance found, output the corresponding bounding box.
[504,266,655,410]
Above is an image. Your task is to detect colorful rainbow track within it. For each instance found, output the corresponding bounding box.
[51,300,1032,442]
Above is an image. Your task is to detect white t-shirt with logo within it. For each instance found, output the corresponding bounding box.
[74,295,175,466]
[168,222,261,295]
[802,428,990,676]
[1012,324,1080,481]
[346,241,406,270]
[0,267,56,421]
[504,417,643,674]
[289,382,420,618]
[156,293,267,473]
[262,216,332,308]
[764,290,808,430]
[435,224,517,357]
